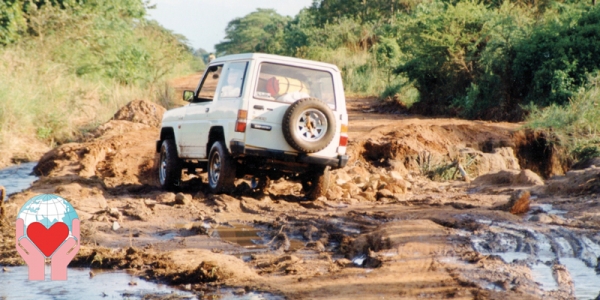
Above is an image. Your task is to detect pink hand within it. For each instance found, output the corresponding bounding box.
[15,218,45,281]
[50,219,80,280]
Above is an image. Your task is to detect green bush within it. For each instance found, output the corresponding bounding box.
[525,73,600,162]
[0,0,198,160]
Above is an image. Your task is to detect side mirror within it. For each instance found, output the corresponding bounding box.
[183,90,195,102]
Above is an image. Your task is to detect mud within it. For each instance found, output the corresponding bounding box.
[1,96,600,299]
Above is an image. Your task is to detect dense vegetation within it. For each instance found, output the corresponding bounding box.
[0,0,200,164]
[216,0,600,160]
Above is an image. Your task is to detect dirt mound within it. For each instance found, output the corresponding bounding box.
[357,122,520,179]
[111,100,166,128]
[472,169,544,187]
[544,166,600,195]
[512,130,568,178]
[34,102,161,189]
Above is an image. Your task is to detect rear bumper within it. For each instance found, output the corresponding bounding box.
[230,141,348,169]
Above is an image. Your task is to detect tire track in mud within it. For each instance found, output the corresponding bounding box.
[466,207,600,299]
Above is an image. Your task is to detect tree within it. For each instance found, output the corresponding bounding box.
[215,9,290,56]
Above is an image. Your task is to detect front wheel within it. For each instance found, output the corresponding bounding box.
[207,141,236,194]
[158,139,182,191]
[302,166,330,200]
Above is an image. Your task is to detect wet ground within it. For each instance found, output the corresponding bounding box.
[0,162,38,197]
[0,266,195,299]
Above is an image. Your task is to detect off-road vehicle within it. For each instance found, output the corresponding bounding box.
[157,53,348,199]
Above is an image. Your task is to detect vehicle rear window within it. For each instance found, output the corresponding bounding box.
[254,63,335,108]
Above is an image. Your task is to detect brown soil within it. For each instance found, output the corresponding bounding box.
[1,91,599,299]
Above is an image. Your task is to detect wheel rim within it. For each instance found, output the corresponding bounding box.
[159,147,167,185]
[209,151,221,188]
[296,109,328,142]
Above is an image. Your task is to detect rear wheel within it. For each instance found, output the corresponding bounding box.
[302,166,330,200]
[158,139,182,191]
[207,141,236,194]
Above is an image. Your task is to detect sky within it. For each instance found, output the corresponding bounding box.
[147,0,314,53]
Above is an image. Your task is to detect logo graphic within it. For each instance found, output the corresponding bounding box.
[15,194,80,281]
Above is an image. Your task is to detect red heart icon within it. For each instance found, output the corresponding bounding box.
[27,222,69,257]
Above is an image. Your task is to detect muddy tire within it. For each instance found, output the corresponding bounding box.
[207,141,236,194]
[302,166,330,200]
[282,98,336,153]
[158,139,182,191]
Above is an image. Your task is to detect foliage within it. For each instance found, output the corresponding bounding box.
[215,9,291,55]
[525,73,600,162]
[512,5,600,107]
[0,0,198,158]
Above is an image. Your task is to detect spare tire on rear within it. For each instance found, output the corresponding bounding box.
[282,98,336,153]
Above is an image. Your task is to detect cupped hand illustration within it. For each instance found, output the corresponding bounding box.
[51,218,80,280]
[15,218,45,281]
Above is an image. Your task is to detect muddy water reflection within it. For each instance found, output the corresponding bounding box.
[0,266,194,299]
[0,162,38,197]
[470,219,600,298]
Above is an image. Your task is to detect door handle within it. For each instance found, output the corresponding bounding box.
[205,108,210,113]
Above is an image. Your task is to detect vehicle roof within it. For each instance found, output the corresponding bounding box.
[210,53,340,72]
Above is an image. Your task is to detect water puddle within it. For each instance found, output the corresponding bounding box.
[560,257,600,299]
[469,220,600,297]
[530,263,559,291]
[214,223,266,249]
[0,266,194,299]
[0,162,38,197]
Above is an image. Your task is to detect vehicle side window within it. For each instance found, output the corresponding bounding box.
[196,65,223,101]
[218,62,248,98]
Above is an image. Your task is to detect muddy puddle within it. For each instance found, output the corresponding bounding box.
[0,162,38,197]
[0,266,195,299]
[467,206,600,299]
[0,267,285,300]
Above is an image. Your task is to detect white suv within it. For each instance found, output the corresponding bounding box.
[157,53,349,199]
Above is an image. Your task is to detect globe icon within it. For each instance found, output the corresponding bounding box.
[17,194,79,240]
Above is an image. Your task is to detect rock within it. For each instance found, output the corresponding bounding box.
[516,169,544,186]
[306,241,326,252]
[112,221,121,231]
[389,171,403,181]
[359,191,377,202]
[326,185,343,200]
[175,193,192,205]
[144,199,157,208]
[495,190,530,215]
[353,176,369,188]
[530,213,553,223]
[347,166,370,178]
[108,207,121,219]
[335,171,353,186]
[335,258,353,267]
[376,189,394,200]
[157,192,176,203]
[341,182,360,197]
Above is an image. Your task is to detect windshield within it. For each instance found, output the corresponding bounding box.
[254,63,335,108]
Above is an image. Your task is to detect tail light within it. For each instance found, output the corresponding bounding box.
[339,123,348,147]
[235,110,247,132]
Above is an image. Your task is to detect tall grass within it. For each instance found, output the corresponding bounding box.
[525,73,600,161]
[0,5,199,167]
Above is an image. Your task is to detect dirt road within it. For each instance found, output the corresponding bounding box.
[1,96,600,299]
